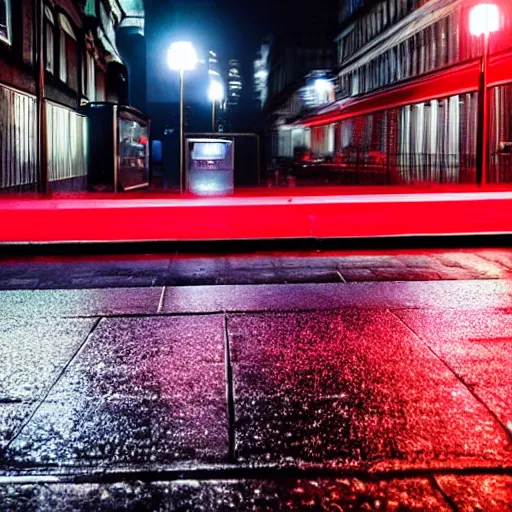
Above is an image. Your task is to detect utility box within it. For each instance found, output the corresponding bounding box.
[186,138,234,195]
[82,102,150,192]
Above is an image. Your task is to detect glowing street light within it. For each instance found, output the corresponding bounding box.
[208,80,224,132]
[469,3,500,36]
[314,79,334,105]
[469,4,500,186]
[168,41,198,71]
[168,41,198,193]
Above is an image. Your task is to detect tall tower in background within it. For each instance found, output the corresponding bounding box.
[253,38,271,110]
[208,51,220,79]
[227,59,242,110]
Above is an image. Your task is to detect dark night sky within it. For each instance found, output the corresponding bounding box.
[145,0,282,104]
[144,0,334,129]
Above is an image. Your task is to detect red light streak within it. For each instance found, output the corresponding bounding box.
[2,188,512,243]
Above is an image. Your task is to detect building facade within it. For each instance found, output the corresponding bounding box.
[253,38,271,111]
[227,58,242,110]
[261,0,338,166]
[295,0,512,185]
[0,0,142,193]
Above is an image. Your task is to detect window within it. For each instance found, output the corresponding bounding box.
[45,7,55,73]
[437,18,449,67]
[59,33,67,83]
[0,0,11,44]
[58,14,77,86]
[86,52,95,100]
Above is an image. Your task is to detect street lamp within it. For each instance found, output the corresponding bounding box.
[168,41,198,193]
[208,80,224,132]
[314,79,334,105]
[470,4,500,186]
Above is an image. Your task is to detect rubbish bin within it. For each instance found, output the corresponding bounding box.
[186,138,234,196]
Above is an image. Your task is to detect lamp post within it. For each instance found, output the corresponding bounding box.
[168,41,198,193]
[208,80,224,133]
[470,3,500,186]
[35,0,48,195]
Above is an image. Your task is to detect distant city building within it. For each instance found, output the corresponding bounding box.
[227,58,242,109]
[261,0,338,164]
[253,38,271,110]
[208,50,220,79]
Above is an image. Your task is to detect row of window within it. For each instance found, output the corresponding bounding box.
[489,84,512,183]
[1,0,102,102]
[338,0,431,63]
[338,10,479,98]
[337,2,512,101]
[44,6,98,100]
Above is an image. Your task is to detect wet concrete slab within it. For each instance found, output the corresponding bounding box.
[0,288,163,317]
[1,249,512,290]
[6,396,227,466]
[162,280,512,314]
[435,474,512,511]
[4,316,229,467]
[394,309,512,436]
[228,311,512,469]
[0,476,453,511]
[432,253,509,279]
[0,318,97,402]
[0,404,30,452]
[0,317,97,451]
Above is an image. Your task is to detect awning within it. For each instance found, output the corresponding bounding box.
[97,28,123,64]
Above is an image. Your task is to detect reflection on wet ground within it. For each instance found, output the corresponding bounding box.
[0,273,511,509]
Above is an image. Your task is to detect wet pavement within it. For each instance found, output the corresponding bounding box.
[1,247,512,289]
[0,249,512,509]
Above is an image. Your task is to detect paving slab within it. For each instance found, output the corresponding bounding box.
[0,404,30,452]
[393,309,512,435]
[0,477,452,511]
[338,268,377,282]
[5,396,227,466]
[432,253,509,279]
[477,250,512,270]
[0,317,97,451]
[369,268,441,281]
[173,269,343,286]
[228,311,512,469]
[162,281,512,313]
[2,250,512,289]
[435,474,512,511]
[4,316,229,467]
[334,255,407,268]
[0,317,98,402]
[0,288,163,317]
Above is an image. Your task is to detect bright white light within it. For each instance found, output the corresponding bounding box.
[313,79,334,105]
[168,41,198,71]
[469,4,500,36]
[314,79,332,94]
[192,141,227,160]
[255,70,268,79]
[208,80,224,102]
